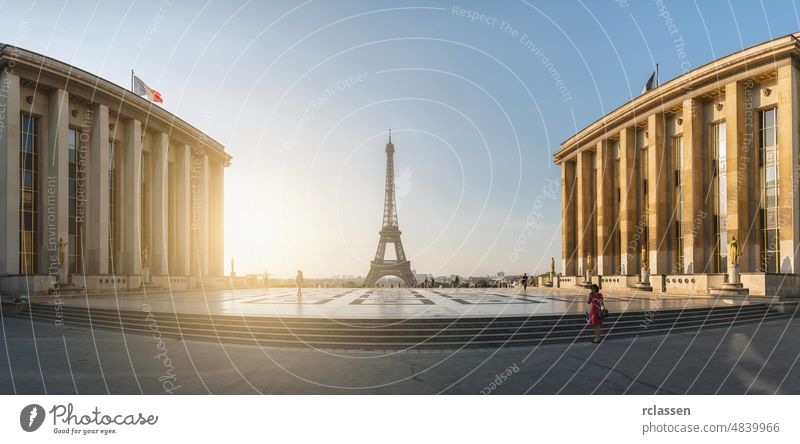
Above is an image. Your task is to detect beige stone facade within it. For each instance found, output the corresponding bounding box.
[554,33,800,297]
[0,45,230,295]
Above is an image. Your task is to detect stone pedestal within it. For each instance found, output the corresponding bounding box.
[728,264,740,285]
[142,267,151,285]
[635,267,652,291]
[712,263,749,296]
[544,272,554,287]
[57,264,67,284]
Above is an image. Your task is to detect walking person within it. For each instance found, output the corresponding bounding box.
[295,270,304,303]
[521,273,528,292]
[587,284,605,343]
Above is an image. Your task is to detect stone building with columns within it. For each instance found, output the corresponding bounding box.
[0,45,230,296]
[554,33,800,297]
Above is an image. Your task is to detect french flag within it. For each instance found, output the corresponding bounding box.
[133,75,164,103]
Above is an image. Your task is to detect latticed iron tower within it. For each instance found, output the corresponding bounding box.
[364,131,417,287]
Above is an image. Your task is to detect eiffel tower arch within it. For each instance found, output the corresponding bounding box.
[364,131,417,288]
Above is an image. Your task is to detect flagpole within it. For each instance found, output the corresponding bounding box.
[655,63,659,87]
[131,69,134,93]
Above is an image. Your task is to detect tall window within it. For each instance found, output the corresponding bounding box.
[19,114,38,274]
[68,129,83,274]
[614,155,621,269]
[141,152,150,256]
[108,140,117,274]
[673,136,684,273]
[759,108,779,273]
[639,147,649,251]
[712,122,727,273]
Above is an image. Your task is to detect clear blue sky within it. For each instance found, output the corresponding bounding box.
[2,0,798,278]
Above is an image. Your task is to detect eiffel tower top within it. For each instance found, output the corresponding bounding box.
[386,129,394,153]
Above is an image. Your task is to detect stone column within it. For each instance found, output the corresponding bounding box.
[172,145,192,276]
[86,103,109,274]
[682,98,706,274]
[44,89,70,274]
[647,113,668,274]
[725,80,754,272]
[777,64,799,273]
[576,150,594,276]
[122,118,142,276]
[200,153,210,278]
[561,160,576,276]
[618,127,638,275]
[596,139,614,276]
[211,162,225,277]
[176,144,191,276]
[151,133,169,275]
[0,70,20,274]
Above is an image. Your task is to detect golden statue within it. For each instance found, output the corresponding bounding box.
[231,257,235,274]
[729,235,740,265]
[57,237,67,266]
[641,246,648,269]
[142,247,150,267]
[550,257,555,275]
[586,252,593,274]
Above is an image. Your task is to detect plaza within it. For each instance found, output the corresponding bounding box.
[22,286,782,319]
[1,287,798,394]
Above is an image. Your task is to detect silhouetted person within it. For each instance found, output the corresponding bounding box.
[521,273,528,292]
[587,284,605,343]
[296,270,304,303]
[454,275,460,288]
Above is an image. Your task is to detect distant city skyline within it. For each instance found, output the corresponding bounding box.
[3,1,800,277]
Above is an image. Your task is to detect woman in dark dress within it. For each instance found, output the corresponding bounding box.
[587,284,605,343]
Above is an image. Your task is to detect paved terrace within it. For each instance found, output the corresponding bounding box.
[32,287,771,319]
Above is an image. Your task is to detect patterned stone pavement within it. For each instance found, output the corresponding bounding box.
[37,287,766,319]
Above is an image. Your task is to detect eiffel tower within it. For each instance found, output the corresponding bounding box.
[364,131,418,288]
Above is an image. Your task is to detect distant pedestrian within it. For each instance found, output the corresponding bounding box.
[454,275,460,288]
[587,284,605,343]
[521,273,528,292]
[296,270,304,303]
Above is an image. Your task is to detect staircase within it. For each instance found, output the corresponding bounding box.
[14,302,793,349]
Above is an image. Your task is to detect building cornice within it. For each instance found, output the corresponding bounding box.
[0,44,231,166]
[554,32,800,164]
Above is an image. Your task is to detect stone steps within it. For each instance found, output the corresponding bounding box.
[12,302,791,349]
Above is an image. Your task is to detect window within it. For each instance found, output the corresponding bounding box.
[19,114,38,274]
[759,108,779,273]
[673,136,684,273]
[711,122,727,273]
[614,156,621,270]
[68,128,84,274]
[639,146,649,252]
[108,140,117,274]
[141,152,150,257]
